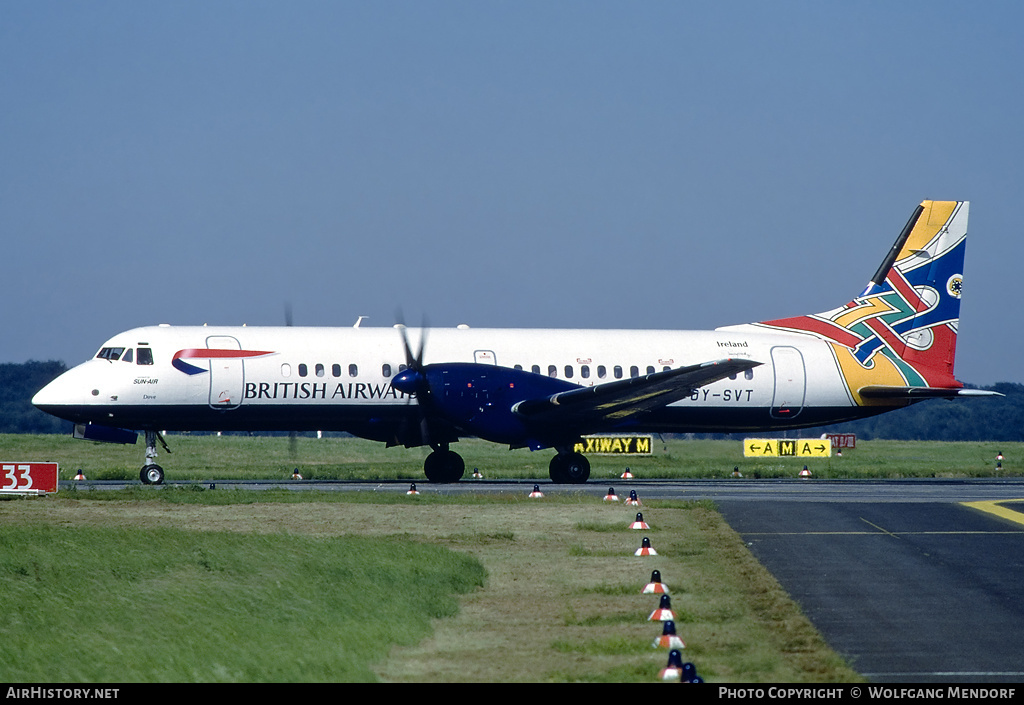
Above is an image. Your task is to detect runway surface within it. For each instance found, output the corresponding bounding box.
[57,477,1024,682]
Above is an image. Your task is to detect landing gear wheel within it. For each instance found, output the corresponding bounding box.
[549,452,590,484]
[140,464,165,485]
[423,449,465,483]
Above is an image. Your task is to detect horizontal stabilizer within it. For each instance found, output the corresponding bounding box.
[514,358,762,423]
[858,385,1003,400]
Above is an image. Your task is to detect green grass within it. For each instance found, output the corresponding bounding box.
[1,434,1019,482]
[0,491,862,682]
[0,434,1006,682]
[0,524,485,682]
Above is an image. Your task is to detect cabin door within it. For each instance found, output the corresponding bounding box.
[207,335,243,410]
[770,346,806,420]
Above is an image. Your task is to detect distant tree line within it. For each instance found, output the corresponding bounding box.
[1,361,72,434]
[1,360,1022,441]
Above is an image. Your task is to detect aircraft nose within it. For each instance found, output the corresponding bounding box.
[32,377,63,410]
[32,367,90,419]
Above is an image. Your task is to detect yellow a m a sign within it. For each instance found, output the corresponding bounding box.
[744,438,832,458]
[574,435,653,456]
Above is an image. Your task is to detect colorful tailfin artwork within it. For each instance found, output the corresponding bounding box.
[749,200,970,404]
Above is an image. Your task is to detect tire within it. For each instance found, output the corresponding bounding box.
[140,464,164,485]
[424,450,465,483]
[550,453,589,484]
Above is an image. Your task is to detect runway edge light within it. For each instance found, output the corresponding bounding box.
[648,594,676,621]
[630,512,650,530]
[643,569,669,594]
[653,620,686,650]
[635,537,657,556]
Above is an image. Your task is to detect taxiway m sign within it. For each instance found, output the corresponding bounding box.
[1,462,59,495]
[743,439,832,458]
[574,435,653,456]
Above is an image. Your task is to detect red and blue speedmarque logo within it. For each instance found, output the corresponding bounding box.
[172,349,275,375]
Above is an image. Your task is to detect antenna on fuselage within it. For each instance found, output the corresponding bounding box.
[354,316,368,328]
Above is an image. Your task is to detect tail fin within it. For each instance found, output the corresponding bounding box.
[744,201,970,401]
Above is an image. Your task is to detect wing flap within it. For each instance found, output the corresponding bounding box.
[513,358,762,423]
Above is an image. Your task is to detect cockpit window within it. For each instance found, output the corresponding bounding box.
[136,347,154,365]
[122,348,134,363]
[96,347,125,361]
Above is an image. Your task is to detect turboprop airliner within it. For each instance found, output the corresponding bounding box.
[33,200,996,485]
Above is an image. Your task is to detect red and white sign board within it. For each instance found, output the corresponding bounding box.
[0,462,59,495]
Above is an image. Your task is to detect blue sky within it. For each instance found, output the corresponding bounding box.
[2,1,1021,385]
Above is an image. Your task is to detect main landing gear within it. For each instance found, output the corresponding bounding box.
[140,430,167,485]
[423,444,465,483]
[420,445,591,484]
[549,451,590,484]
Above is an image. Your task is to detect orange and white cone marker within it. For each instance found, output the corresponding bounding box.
[74,469,86,481]
[799,465,811,478]
[652,620,686,650]
[292,468,303,480]
[648,594,676,621]
[406,483,420,495]
[643,569,669,594]
[604,487,619,502]
[630,512,650,530]
[529,484,544,498]
[472,467,484,479]
[620,466,634,479]
[635,537,657,556]
[732,465,743,478]
[659,649,685,681]
[625,490,641,506]
[997,451,1004,461]
[659,651,702,682]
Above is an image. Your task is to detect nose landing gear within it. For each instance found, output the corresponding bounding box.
[140,430,168,485]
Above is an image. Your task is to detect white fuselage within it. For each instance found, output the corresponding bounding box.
[33,323,866,442]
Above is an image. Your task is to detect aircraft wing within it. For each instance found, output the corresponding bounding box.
[512,358,762,424]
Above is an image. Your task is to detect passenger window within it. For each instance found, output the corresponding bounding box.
[514,364,523,371]
[136,348,154,365]
[532,365,540,375]
[581,365,590,379]
[647,366,656,375]
[122,349,134,363]
[614,365,623,379]
[332,364,341,377]
[630,366,639,378]
[564,365,574,379]
[282,364,292,378]
[382,364,392,378]
[548,365,557,377]
[315,363,325,378]
[744,368,754,380]
[298,364,308,377]
[597,365,606,379]
[349,364,358,377]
